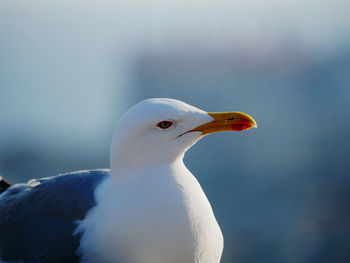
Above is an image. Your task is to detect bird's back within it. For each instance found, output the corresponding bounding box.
[0,169,109,263]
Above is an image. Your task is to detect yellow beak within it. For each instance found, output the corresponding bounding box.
[189,112,257,135]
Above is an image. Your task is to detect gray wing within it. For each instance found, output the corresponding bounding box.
[0,169,109,263]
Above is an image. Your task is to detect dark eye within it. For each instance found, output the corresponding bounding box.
[157,121,173,129]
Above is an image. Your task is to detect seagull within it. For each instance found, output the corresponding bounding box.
[0,98,257,263]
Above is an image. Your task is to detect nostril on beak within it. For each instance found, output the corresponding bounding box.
[226,118,235,121]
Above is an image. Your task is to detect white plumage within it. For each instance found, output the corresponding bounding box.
[77,98,256,263]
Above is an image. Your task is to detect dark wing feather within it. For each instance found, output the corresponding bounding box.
[0,176,11,194]
[0,169,109,263]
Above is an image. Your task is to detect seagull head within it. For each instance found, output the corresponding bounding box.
[110,98,257,171]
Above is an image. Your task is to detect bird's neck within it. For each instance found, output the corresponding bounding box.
[110,157,186,183]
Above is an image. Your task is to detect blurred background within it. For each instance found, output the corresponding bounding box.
[1,0,350,262]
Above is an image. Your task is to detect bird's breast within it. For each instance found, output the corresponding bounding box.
[78,165,223,263]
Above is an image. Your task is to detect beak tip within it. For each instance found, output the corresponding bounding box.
[251,117,258,129]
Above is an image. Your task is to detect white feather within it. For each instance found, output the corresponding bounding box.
[77,98,223,263]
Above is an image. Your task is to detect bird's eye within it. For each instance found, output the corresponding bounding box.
[157,121,173,129]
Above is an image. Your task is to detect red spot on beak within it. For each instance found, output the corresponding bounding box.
[231,122,252,131]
